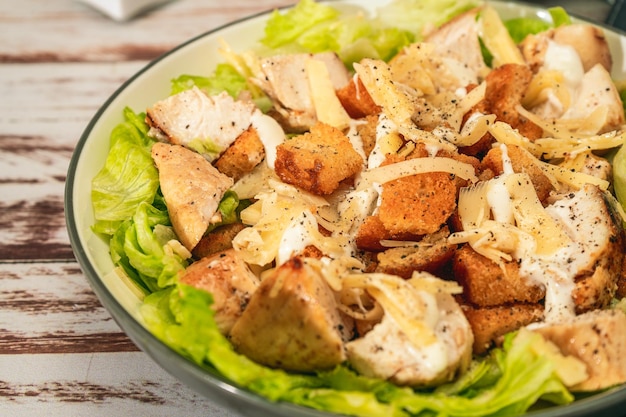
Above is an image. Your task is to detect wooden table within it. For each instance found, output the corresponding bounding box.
[0,1,615,416]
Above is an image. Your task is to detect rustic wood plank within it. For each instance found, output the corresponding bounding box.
[0,262,138,353]
[0,0,295,63]
[0,62,145,261]
[0,352,240,416]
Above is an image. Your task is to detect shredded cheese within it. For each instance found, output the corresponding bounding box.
[358,156,478,189]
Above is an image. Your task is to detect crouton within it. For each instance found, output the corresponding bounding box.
[192,222,247,259]
[378,171,457,236]
[481,144,555,203]
[461,303,544,354]
[214,126,265,181]
[453,245,545,307]
[336,76,381,119]
[483,63,544,141]
[274,122,363,195]
[355,215,422,252]
[375,227,456,278]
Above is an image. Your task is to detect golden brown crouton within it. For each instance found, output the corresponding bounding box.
[378,171,457,236]
[453,245,545,307]
[214,126,265,181]
[481,144,555,203]
[336,77,381,119]
[192,222,247,259]
[460,65,544,158]
[461,303,544,354]
[483,63,544,141]
[355,216,422,252]
[274,122,363,195]
[375,227,456,278]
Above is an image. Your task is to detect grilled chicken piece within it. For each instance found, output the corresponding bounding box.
[520,24,612,73]
[229,257,353,372]
[146,87,256,161]
[424,7,489,82]
[179,249,259,335]
[151,142,233,251]
[561,63,625,133]
[252,52,351,132]
[532,309,626,391]
[546,184,623,314]
[346,285,473,387]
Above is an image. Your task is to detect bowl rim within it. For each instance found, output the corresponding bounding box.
[65,1,626,416]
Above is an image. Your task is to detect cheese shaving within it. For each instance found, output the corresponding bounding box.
[358,156,478,189]
[478,6,525,67]
[306,57,352,130]
[489,120,625,160]
[342,273,440,346]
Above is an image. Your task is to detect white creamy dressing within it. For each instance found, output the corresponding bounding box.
[336,186,379,240]
[276,209,318,266]
[484,146,600,324]
[542,40,585,114]
[250,109,285,170]
[346,119,367,162]
[543,40,585,89]
[368,113,396,169]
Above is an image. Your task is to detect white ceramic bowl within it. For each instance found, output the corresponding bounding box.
[66,1,626,416]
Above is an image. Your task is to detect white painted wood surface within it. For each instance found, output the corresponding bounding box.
[0,0,614,416]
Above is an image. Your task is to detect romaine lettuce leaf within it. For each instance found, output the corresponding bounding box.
[91,108,159,236]
[260,0,414,64]
[111,201,188,292]
[170,63,272,112]
[504,7,571,44]
[375,0,479,35]
[261,0,339,49]
[170,63,248,97]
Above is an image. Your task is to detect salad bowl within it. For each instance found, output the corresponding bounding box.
[66,1,626,416]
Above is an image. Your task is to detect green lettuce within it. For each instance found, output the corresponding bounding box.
[91,107,159,236]
[110,199,188,293]
[141,283,576,417]
[170,63,272,112]
[170,63,248,97]
[260,0,415,64]
[375,0,479,35]
[504,7,571,44]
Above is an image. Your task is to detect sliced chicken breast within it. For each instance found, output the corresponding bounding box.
[561,63,625,133]
[424,7,489,82]
[151,142,234,251]
[229,257,353,372]
[544,184,623,314]
[252,52,351,132]
[146,87,256,161]
[179,248,259,335]
[532,309,626,391]
[345,285,473,387]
